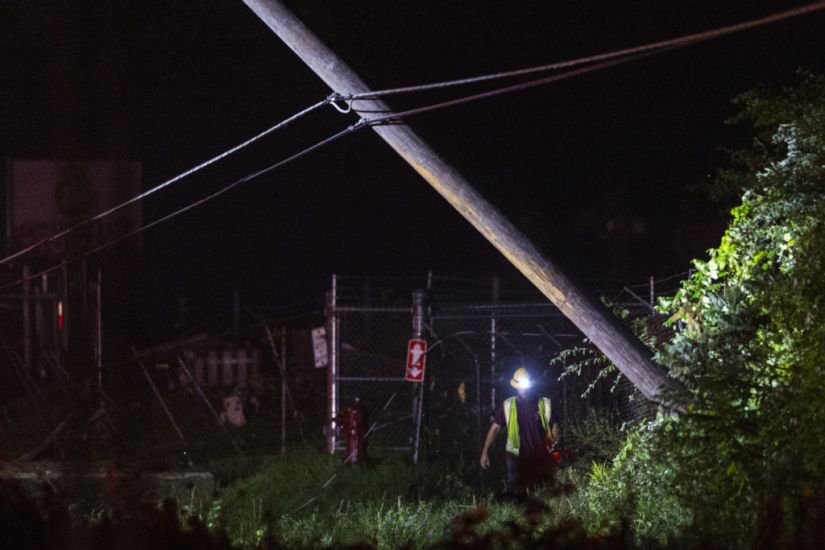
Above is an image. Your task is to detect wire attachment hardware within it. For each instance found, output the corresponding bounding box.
[329,93,354,114]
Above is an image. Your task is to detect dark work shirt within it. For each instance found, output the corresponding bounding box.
[494,395,558,460]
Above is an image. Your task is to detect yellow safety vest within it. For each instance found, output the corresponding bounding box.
[504,396,553,456]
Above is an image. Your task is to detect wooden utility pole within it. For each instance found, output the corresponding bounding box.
[241,0,681,402]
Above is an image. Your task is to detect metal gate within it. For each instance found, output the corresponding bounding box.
[325,274,666,457]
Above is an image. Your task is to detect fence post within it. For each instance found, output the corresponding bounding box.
[326,274,339,454]
[22,265,31,376]
[412,289,426,464]
[281,325,287,454]
[61,261,68,352]
[34,283,43,378]
[95,269,102,390]
[490,274,500,413]
[425,271,434,455]
[232,289,241,343]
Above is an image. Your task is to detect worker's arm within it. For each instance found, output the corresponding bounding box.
[480,422,502,469]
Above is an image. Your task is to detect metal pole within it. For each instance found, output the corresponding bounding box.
[281,325,287,454]
[411,289,426,464]
[22,265,31,376]
[475,352,482,447]
[61,261,68,351]
[649,275,656,307]
[232,289,241,342]
[96,269,102,390]
[38,274,47,379]
[176,356,245,457]
[81,258,88,318]
[490,274,499,412]
[4,158,11,257]
[34,285,42,378]
[412,290,425,341]
[326,274,339,454]
[260,320,306,440]
[425,271,433,457]
[50,275,61,371]
[241,0,682,404]
[134,349,188,445]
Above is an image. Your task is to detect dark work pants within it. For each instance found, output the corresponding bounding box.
[505,452,552,495]
[505,453,521,493]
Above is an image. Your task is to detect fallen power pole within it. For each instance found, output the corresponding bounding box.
[241,0,682,402]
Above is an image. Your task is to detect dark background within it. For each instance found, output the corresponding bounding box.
[2,0,824,343]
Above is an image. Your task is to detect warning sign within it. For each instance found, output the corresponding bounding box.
[405,339,427,382]
[311,326,328,368]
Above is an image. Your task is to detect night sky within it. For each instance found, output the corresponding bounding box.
[3,1,825,340]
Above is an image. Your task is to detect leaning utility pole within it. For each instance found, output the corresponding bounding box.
[241,0,681,402]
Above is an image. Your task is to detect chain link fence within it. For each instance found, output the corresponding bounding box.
[326,273,685,459]
[0,271,686,464]
[335,305,416,450]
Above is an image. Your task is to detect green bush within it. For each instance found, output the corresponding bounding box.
[578,421,692,545]
[581,74,825,548]
[564,409,624,469]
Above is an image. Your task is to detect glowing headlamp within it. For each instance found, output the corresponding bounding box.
[515,377,532,389]
[511,367,533,389]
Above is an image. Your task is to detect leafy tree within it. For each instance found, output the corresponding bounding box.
[582,73,825,548]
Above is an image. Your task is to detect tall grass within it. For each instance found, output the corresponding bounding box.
[0,446,625,548]
[206,447,577,548]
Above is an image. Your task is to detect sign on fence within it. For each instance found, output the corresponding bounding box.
[312,327,329,368]
[405,339,427,382]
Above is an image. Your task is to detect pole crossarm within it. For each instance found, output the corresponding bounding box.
[241,0,683,403]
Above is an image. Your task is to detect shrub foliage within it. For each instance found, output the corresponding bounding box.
[583,74,825,548]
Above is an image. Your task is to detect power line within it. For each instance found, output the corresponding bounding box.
[5,2,821,270]
[0,98,333,269]
[338,1,825,102]
[0,52,666,292]
[0,55,654,283]
[5,2,824,288]
[365,49,665,127]
[0,121,364,292]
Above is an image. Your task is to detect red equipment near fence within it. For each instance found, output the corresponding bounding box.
[337,398,368,464]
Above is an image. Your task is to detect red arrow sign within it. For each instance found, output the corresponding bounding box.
[405,339,427,382]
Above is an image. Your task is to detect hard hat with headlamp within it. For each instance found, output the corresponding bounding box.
[510,367,532,390]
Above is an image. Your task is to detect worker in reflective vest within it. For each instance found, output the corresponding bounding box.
[480,367,560,494]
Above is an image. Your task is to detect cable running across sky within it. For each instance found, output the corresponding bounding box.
[0,121,365,292]
[0,53,670,291]
[4,2,823,269]
[362,50,665,128]
[0,97,333,270]
[2,1,823,278]
[3,7,822,292]
[337,0,825,103]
